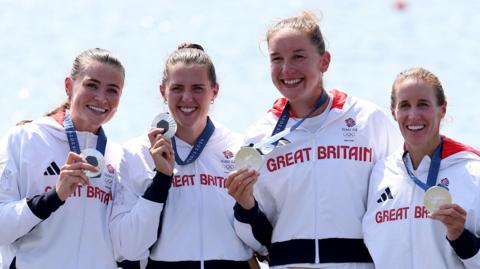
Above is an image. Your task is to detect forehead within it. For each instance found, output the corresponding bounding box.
[395,78,436,101]
[79,61,124,85]
[167,63,209,83]
[268,28,314,53]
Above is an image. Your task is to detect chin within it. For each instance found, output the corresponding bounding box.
[405,137,429,148]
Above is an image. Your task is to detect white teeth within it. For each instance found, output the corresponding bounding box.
[283,79,301,85]
[87,105,106,113]
[180,107,195,113]
[407,125,424,131]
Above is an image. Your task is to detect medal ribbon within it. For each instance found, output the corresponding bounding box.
[253,90,328,154]
[402,140,443,191]
[63,113,107,155]
[172,117,215,165]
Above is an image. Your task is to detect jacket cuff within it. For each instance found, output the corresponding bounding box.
[234,200,260,223]
[448,228,480,259]
[142,171,172,203]
[27,188,65,220]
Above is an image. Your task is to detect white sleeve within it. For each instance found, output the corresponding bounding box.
[0,244,16,269]
[373,110,403,160]
[232,180,274,256]
[109,148,164,261]
[0,129,42,245]
[458,160,480,268]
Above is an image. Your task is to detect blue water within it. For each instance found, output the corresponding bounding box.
[1,0,479,149]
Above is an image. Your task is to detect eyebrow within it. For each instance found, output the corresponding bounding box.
[269,49,306,57]
[87,78,120,89]
[398,98,432,104]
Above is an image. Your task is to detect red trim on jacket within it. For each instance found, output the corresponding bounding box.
[441,136,480,158]
[268,89,348,118]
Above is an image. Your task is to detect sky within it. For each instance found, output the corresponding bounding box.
[1,0,479,148]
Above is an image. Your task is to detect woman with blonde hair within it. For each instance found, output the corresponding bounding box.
[226,11,402,269]
[363,67,480,268]
[0,48,125,269]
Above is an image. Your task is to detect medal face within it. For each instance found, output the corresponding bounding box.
[423,186,452,212]
[80,148,105,178]
[234,147,262,171]
[151,113,177,138]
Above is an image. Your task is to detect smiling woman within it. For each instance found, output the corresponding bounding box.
[111,43,257,269]
[225,11,402,269]
[65,61,124,133]
[0,48,127,269]
[390,67,447,168]
[363,67,480,269]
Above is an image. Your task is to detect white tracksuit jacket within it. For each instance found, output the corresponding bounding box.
[0,113,161,269]
[112,123,253,267]
[362,136,480,269]
[0,114,125,269]
[233,90,402,268]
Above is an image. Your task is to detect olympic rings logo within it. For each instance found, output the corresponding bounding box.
[224,164,235,171]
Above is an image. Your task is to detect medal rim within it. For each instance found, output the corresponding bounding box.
[80,148,105,178]
[151,113,177,138]
[234,146,262,171]
[423,186,452,212]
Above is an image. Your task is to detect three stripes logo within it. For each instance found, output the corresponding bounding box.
[376,187,393,203]
[43,162,60,176]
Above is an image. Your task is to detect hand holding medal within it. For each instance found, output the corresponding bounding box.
[429,203,467,241]
[225,168,258,210]
[56,152,96,201]
[149,112,176,175]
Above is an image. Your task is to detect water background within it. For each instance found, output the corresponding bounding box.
[1,0,479,149]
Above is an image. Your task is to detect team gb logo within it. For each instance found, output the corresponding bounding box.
[345,118,356,128]
[223,150,234,159]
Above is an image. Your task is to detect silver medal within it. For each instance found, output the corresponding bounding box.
[151,112,177,138]
[234,147,263,171]
[80,148,104,178]
[423,186,452,212]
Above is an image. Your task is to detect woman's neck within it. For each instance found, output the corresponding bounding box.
[289,90,330,118]
[175,118,208,145]
[71,116,100,134]
[407,136,442,170]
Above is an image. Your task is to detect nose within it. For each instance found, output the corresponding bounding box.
[93,89,109,104]
[406,107,421,119]
[281,60,295,75]
[178,89,193,104]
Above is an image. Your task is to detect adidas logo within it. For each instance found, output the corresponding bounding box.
[376,187,393,203]
[43,162,60,176]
